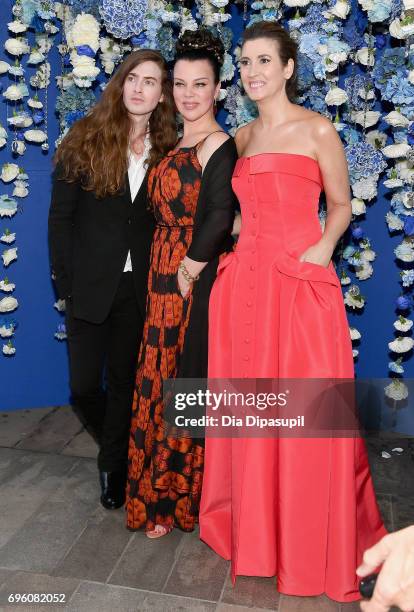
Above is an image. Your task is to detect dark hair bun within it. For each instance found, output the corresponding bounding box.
[176,28,225,67]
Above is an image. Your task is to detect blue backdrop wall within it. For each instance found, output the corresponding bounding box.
[0,0,413,413]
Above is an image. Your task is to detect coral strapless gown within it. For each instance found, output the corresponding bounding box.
[199,153,386,603]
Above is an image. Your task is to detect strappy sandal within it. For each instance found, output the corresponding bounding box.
[145,524,174,539]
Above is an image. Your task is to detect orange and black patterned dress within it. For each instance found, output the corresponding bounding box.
[126,137,237,532]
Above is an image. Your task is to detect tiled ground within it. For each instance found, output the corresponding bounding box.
[0,406,411,612]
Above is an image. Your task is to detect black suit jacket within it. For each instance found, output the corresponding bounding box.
[48,162,155,324]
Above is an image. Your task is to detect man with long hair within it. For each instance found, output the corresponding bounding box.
[48,50,176,509]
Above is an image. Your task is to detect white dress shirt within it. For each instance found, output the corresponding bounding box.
[123,135,150,272]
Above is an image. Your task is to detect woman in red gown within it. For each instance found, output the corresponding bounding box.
[199,21,386,603]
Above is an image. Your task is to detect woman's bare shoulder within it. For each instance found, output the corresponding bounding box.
[235,121,256,155]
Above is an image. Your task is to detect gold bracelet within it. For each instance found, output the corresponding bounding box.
[179,262,200,283]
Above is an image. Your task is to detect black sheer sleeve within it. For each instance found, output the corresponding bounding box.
[48,162,80,299]
[186,137,238,262]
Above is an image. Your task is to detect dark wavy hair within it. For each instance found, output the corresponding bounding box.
[53,49,177,198]
[242,21,298,101]
[175,28,225,84]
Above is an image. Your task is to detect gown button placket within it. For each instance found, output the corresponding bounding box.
[240,173,257,375]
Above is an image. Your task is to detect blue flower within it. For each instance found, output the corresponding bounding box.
[352,226,365,240]
[342,126,363,146]
[99,0,148,39]
[343,13,367,51]
[344,74,375,111]
[131,33,148,47]
[157,26,175,62]
[67,0,101,18]
[376,34,387,48]
[343,245,357,259]
[32,110,44,125]
[297,53,315,92]
[30,14,45,32]
[396,295,410,309]
[401,270,414,287]
[390,0,403,19]
[345,142,387,182]
[368,0,392,22]
[408,124,414,146]
[404,218,414,236]
[65,111,85,127]
[302,5,325,34]
[389,360,404,374]
[76,45,96,58]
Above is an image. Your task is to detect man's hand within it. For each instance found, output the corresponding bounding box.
[357,526,414,612]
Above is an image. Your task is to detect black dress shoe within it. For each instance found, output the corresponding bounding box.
[99,470,126,509]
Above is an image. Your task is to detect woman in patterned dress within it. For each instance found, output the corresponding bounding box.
[125,29,238,538]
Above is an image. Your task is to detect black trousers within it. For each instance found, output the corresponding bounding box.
[65,272,143,472]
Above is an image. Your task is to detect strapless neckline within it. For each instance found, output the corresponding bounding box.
[239,152,318,166]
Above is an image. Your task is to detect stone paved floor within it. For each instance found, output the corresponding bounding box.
[0,406,412,612]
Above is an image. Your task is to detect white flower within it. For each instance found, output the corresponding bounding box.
[351,198,366,215]
[27,49,45,65]
[356,47,375,66]
[397,161,414,183]
[24,129,47,143]
[403,0,414,7]
[2,247,17,267]
[1,232,15,244]
[355,262,373,280]
[0,279,15,292]
[386,211,404,231]
[383,143,411,159]
[54,299,66,312]
[395,240,414,262]
[340,274,351,285]
[7,113,32,128]
[385,379,408,401]
[325,87,348,106]
[0,139,6,149]
[384,178,403,188]
[394,317,413,332]
[3,85,24,101]
[30,62,50,88]
[69,14,100,53]
[365,130,387,149]
[27,97,43,109]
[12,140,26,156]
[1,163,19,183]
[409,70,414,85]
[13,181,28,198]
[351,110,381,128]
[350,327,361,340]
[344,288,365,309]
[352,175,378,201]
[0,60,10,74]
[388,336,414,353]
[4,37,29,56]
[0,296,18,312]
[328,0,350,18]
[361,248,376,262]
[390,18,414,39]
[284,0,312,6]
[3,343,16,355]
[72,63,100,79]
[384,111,410,128]
[352,349,359,358]
[8,20,28,34]
[0,322,15,336]
[358,87,375,100]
